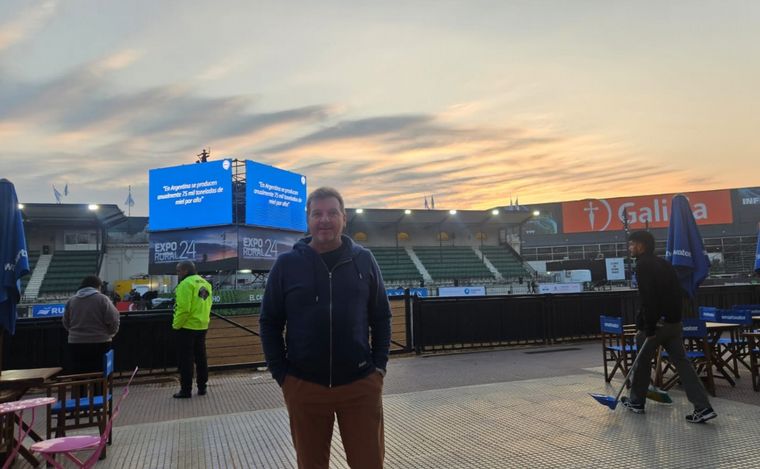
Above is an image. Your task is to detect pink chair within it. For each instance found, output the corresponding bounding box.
[30,367,138,469]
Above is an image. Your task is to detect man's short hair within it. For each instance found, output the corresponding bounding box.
[79,275,102,290]
[177,260,197,275]
[628,230,655,254]
[306,187,345,215]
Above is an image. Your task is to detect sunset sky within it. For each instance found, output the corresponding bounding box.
[2,0,759,215]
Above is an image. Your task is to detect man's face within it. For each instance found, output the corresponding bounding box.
[628,241,645,258]
[308,196,345,249]
[176,265,188,281]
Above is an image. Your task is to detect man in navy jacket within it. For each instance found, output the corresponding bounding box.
[260,186,392,469]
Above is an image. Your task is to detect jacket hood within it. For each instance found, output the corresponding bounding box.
[75,287,100,298]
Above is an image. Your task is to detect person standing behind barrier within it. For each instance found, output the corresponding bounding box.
[260,187,392,469]
[62,275,120,374]
[621,231,716,423]
[172,260,212,399]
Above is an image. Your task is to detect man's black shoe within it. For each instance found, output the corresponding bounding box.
[620,396,645,414]
[198,387,207,396]
[686,407,717,423]
[173,391,192,399]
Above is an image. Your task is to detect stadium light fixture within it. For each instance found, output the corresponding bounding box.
[356,208,364,214]
[532,210,540,217]
[449,209,457,215]
[404,209,412,215]
[17,203,24,209]
[492,209,499,215]
[88,204,99,211]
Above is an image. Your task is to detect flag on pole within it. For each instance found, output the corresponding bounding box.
[424,197,429,210]
[430,195,435,209]
[53,185,62,203]
[125,186,135,208]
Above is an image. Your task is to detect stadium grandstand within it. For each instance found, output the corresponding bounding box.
[15,185,760,315]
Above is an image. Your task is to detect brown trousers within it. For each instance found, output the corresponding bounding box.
[282,372,385,469]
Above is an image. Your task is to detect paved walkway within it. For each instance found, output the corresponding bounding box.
[17,343,760,468]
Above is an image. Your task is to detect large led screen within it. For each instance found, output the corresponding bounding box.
[149,160,233,231]
[245,161,307,232]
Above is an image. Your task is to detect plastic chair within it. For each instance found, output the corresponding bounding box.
[599,315,637,382]
[31,367,138,469]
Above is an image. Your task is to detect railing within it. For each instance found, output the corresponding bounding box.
[411,284,760,353]
[4,297,413,373]
[7,284,755,371]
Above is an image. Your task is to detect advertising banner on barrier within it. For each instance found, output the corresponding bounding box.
[148,160,233,231]
[31,303,66,318]
[238,225,301,271]
[537,283,583,294]
[561,190,733,233]
[438,286,486,297]
[149,226,239,274]
[245,161,307,232]
[386,287,429,297]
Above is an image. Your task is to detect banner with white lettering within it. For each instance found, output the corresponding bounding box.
[31,303,66,318]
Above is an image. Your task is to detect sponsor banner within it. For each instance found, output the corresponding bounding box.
[438,286,486,297]
[149,226,238,274]
[605,258,626,281]
[386,287,429,297]
[238,226,301,271]
[537,283,583,294]
[731,187,760,224]
[562,190,733,233]
[31,303,65,318]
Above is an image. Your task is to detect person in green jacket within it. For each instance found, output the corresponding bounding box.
[172,260,213,398]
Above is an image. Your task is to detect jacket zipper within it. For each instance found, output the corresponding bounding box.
[322,257,352,388]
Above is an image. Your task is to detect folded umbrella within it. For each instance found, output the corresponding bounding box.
[666,194,710,299]
[0,179,29,336]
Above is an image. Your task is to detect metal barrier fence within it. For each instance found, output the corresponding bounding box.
[412,284,760,353]
[3,298,413,373]
[4,285,757,370]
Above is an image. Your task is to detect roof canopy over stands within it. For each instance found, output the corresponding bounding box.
[20,203,127,228]
[347,208,533,229]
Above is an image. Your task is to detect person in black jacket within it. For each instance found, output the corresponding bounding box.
[621,231,716,423]
[260,187,392,469]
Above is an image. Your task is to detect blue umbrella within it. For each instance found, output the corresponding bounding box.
[754,228,760,274]
[0,179,29,335]
[665,194,710,298]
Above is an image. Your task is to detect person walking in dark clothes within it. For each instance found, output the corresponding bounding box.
[621,231,716,423]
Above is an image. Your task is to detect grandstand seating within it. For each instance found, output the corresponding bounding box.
[413,246,493,281]
[367,247,422,283]
[479,246,529,279]
[19,250,40,294]
[39,251,100,296]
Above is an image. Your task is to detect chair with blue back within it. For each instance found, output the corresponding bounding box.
[599,315,637,383]
[45,350,115,459]
[658,319,715,396]
[716,308,755,376]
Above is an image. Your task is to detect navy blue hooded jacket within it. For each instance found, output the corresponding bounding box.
[260,235,392,387]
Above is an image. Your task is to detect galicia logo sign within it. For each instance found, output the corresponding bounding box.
[562,190,733,233]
